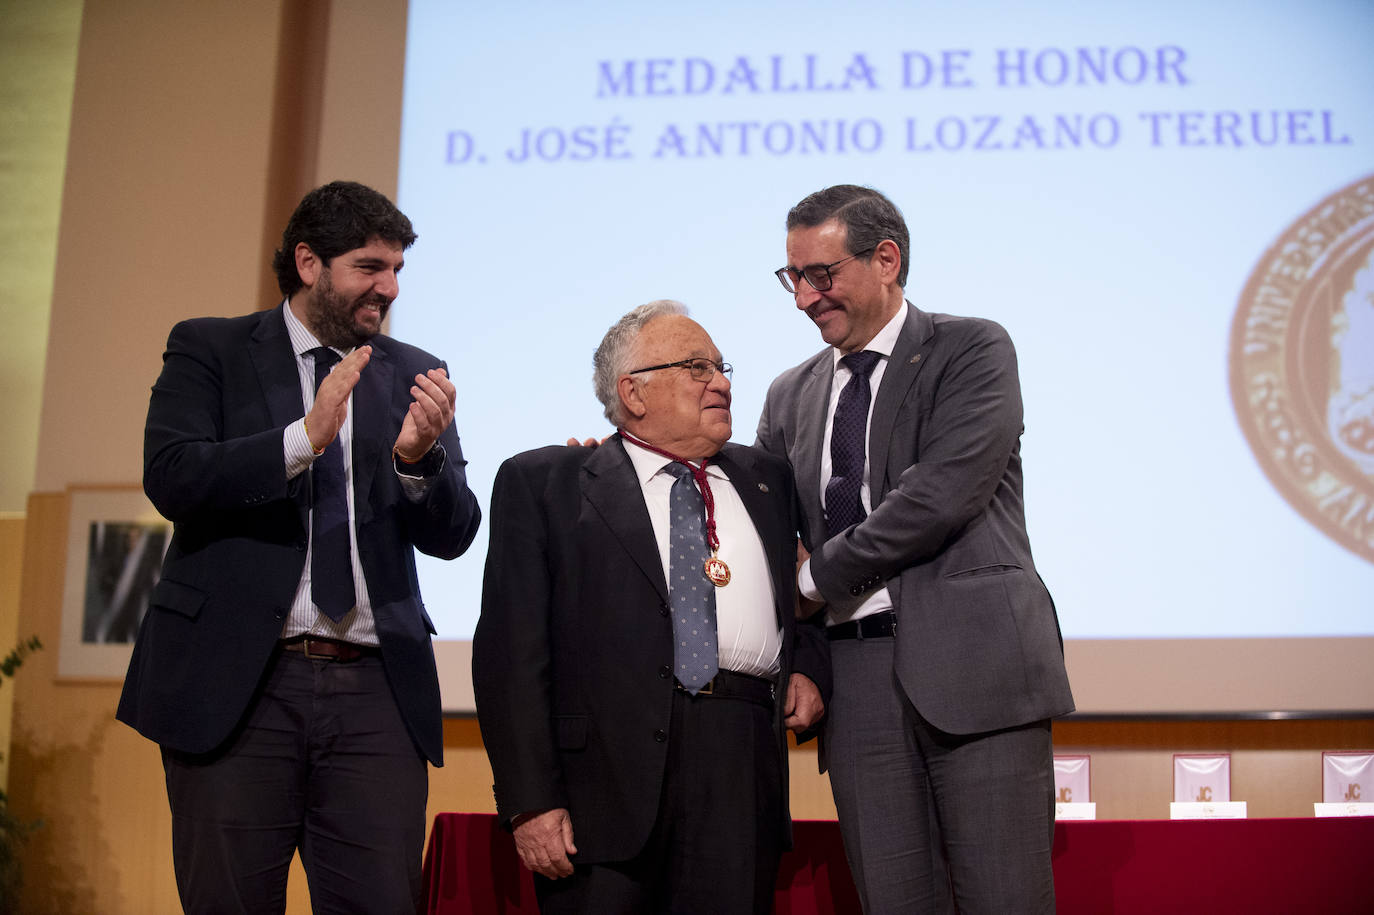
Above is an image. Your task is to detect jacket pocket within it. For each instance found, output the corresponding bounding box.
[945,562,1022,581]
[150,577,207,619]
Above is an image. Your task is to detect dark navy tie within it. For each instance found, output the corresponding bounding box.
[665,462,719,693]
[825,350,882,540]
[309,347,357,621]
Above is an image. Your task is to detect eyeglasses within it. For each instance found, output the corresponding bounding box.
[628,357,733,382]
[775,246,876,294]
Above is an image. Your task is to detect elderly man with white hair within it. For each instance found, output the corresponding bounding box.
[474,300,829,915]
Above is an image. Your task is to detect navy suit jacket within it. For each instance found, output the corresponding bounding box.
[757,304,1073,735]
[116,305,481,765]
[472,436,829,863]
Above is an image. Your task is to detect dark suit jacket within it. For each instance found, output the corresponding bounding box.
[757,304,1073,736]
[472,436,828,864]
[116,305,481,765]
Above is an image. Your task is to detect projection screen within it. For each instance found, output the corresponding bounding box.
[377,0,1374,714]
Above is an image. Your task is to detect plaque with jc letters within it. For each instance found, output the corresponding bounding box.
[1053,755,1096,820]
[1315,751,1374,817]
[1171,754,1246,819]
[1322,751,1373,803]
[1173,753,1231,804]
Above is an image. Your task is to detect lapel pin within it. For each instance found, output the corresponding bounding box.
[758,483,769,493]
[910,354,922,364]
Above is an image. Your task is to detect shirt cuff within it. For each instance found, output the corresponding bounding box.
[797,558,823,602]
[394,444,446,503]
[284,419,315,480]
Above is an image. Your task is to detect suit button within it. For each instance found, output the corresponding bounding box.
[659,666,670,678]
[850,586,863,596]
[653,729,667,743]
[659,602,670,617]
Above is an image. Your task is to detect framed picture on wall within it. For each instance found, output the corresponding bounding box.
[58,485,170,679]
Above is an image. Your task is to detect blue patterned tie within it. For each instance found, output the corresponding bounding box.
[825,350,882,540]
[665,462,719,693]
[310,347,357,621]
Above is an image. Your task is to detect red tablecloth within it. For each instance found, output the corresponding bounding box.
[424,813,1374,913]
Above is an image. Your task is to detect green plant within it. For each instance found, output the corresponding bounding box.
[0,637,40,683]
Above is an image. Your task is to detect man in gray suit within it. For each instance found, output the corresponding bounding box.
[756,185,1074,913]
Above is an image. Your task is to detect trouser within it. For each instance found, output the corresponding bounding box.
[536,673,784,915]
[163,647,428,915]
[827,637,1056,915]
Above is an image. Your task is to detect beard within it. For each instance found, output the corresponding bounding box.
[306,267,391,349]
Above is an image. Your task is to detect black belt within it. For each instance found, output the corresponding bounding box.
[279,636,380,662]
[827,610,897,641]
[674,669,774,706]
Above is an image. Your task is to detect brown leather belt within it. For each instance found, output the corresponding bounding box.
[279,636,380,662]
[674,669,774,706]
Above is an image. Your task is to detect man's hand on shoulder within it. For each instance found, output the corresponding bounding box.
[512,807,578,879]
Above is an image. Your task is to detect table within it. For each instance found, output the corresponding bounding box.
[424,813,1374,913]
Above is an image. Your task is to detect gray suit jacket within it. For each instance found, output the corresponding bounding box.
[757,303,1073,735]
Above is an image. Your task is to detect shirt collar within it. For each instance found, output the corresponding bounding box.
[830,300,908,370]
[620,436,730,486]
[282,298,355,359]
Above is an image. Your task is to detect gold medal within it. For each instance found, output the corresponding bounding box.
[704,555,731,587]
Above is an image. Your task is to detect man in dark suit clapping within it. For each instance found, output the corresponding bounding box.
[118,181,481,913]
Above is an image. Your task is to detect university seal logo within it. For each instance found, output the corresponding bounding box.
[1229,174,1374,565]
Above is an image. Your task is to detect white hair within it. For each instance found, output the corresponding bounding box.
[592,300,688,425]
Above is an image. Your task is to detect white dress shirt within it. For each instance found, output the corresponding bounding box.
[278,302,410,646]
[801,302,909,626]
[622,438,782,678]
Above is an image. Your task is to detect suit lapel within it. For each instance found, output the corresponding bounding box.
[869,303,934,497]
[249,306,306,430]
[715,446,789,629]
[793,354,833,544]
[249,307,310,522]
[582,437,669,601]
